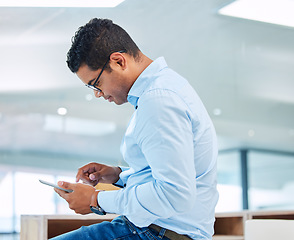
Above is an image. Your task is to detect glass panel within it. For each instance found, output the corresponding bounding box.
[55,175,76,214]
[0,170,13,232]
[216,151,242,212]
[14,172,56,232]
[248,151,294,210]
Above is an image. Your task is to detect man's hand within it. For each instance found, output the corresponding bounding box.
[54,181,96,215]
[76,162,122,186]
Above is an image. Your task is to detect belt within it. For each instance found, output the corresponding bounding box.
[149,224,192,240]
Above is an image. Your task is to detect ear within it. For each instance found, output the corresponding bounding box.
[109,52,126,70]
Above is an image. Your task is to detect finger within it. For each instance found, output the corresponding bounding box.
[76,164,94,182]
[87,173,100,186]
[89,172,99,181]
[58,181,75,191]
[54,188,68,200]
[76,168,86,182]
[79,175,99,186]
[76,172,91,184]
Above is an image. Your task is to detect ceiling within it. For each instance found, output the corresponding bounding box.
[0,0,294,171]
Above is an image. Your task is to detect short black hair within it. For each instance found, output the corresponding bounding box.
[66,18,140,73]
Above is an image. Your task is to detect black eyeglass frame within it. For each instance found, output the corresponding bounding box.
[85,50,126,92]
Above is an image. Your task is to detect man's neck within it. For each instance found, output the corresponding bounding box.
[133,53,153,80]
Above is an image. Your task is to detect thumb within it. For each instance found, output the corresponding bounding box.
[89,173,99,181]
[86,173,100,186]
[89,172,103,182]
[58,181,75,190]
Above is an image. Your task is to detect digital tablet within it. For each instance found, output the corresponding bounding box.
[39,179,73,193]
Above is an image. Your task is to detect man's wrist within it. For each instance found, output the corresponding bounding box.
[113,166,122,183]
[116,166,122,174]
[90,190,106,215]
[90,190,100,207]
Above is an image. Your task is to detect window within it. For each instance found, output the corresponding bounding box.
[216,149,294,213]
[0,166,75,233]
[0,170,13,232]
[216,151,243,212]
[14,172,56,232]
[248,151,294,210]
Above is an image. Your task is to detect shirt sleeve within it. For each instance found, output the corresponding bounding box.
[98,89,197,227]
[112,166,130,188]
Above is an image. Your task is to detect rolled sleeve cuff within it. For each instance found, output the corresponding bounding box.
[98,190,120,214]
[112,166,129,188]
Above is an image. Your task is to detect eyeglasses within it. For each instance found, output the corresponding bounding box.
[85,58,109,93]
[85,50,125,93]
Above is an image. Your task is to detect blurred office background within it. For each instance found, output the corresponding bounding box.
[0,0,294,236]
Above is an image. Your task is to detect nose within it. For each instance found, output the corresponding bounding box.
[94,90,103,98]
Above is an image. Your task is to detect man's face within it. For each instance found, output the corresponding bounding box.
[76,63,130,105]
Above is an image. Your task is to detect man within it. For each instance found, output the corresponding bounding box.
[52,18,218,240]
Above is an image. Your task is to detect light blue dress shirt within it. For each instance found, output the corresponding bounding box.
[98,57,219,239]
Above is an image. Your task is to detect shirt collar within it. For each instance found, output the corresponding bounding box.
[127,57,167,108]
